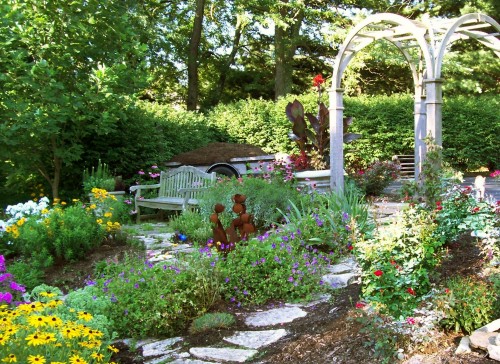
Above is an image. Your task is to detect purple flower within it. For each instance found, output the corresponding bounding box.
[9,281,25,293]
[0,292,13,304]
[230,297,236,302]
[243,290,248,295]
[134,283,139,289]
[110,294,118,303]
[0,273,12,283]
[138,170,145,175]
[0,255,5,272]
[342,212,349,222]
[260,258,266,264]
[288,276,294,282]
[225,277,230,283]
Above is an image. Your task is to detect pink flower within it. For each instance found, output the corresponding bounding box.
[138,170,145,175]
[0,292,12,304]
[406,317,416,325]
[374,270,383,277]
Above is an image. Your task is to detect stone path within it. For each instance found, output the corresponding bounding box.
[117,223,363,363]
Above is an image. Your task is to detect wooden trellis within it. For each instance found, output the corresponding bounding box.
[329,13,500,192]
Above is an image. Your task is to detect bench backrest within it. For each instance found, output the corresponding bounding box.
[159,165,216,199]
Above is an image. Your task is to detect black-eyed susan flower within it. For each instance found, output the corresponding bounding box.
[45,315,63,327]
[90,352,105,362]
[107,345,119,353]
[25,332,45,346]
[28,315,47,328]
[27,355,46,364]
[68,354,87,364]
[77,311,92,321]
[1,354,17,363]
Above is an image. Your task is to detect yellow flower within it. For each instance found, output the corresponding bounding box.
[1,354,17,363]
[89,204,97,210]
[96,219,103,225]
[40,332,57,344]
[46,299,63,308]
[61,326,81,339]
[28,315,47,328]
[68,355,87,364]
[82,327,103,340]
[79,340,101,349]
[104,212,113,218]
[26,332,45,346]
[45,315,63,327]
[107,345,119,353]
[72,199,79,202]
[0,334,9,346]
[90,353,104,362]
[31,193,36,197]
[16,218,26,226]
[40,291,57,298]
[41,208,49,214]
[16,302,43,313]
[27,355,46,364]
[77,311,93,321]
[4,226,11,233]
[61,201,67,206]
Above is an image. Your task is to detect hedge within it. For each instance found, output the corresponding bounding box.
[205,93,499,171]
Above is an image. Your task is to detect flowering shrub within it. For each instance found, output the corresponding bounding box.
[349,160,400,196]
[355,206,443,317]
[434,277,496,334]
[0,255,25,305]
[216,229,331,305]
[88,254,220,338]
[0,292,118,363]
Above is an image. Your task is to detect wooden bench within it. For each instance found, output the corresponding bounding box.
[129,165,216,223]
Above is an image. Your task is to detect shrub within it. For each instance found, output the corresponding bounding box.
[89,253,221,338]
[348,160,400,196]
[355,206,443,317]
[168,210,212,245]
[215,230,331,305]
[199,175,301,229]
[0,286,117,363]
[188,312,236,334]
[435,277,496,334]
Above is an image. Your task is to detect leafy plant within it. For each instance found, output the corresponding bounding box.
[435,277,496,334]
[286,99,360,170]
[348,160,400,196]
[169,210,212,245]
[83,159,116,194]
[188,312,236,334]
[355,206,443,317]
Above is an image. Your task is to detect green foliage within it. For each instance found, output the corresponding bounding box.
[216,231,331,305]
[355,207,443,317]
[5,260,44,292]
[356,310,404,363]
[348,160,400,196]
[435,277,496,334]
[83,160,116,194]
[199,175,301,229]
[0,0,150,198]
[188,312,236,334]
[90,253,221,338]
[168,210,212,245]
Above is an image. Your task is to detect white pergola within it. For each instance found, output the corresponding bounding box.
[329,12,500,192]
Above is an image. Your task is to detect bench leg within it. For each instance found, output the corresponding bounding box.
[136,205,141,224]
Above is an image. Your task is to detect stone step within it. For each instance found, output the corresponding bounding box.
[189,347,258,363]
[223,329,288,349]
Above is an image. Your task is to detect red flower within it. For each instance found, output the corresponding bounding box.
[390,259,396,265]
[347,244,353,251]
[472,206,480,213]
[407,287,416,295]
[312,74,325,87]
[374,270,383,277]
[444,288,450,294]
[355,302,366,309]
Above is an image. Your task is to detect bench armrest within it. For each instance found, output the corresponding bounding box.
[130,183,161,198]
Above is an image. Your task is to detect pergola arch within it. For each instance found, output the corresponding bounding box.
[329,12,500,192]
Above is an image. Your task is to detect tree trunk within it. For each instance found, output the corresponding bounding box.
[215,14,245,103]
[274,6,304,99]
[187,0,206,111]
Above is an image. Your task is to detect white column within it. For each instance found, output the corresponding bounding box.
[424,78,444,146]
[329,87,344,193]
[414,87,426,181]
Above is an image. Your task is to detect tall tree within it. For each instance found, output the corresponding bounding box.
[0,0,150,198]
[187,0,206,110]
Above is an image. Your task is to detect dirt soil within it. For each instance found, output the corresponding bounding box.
[41,232,497,364]
[167,142,269,166]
